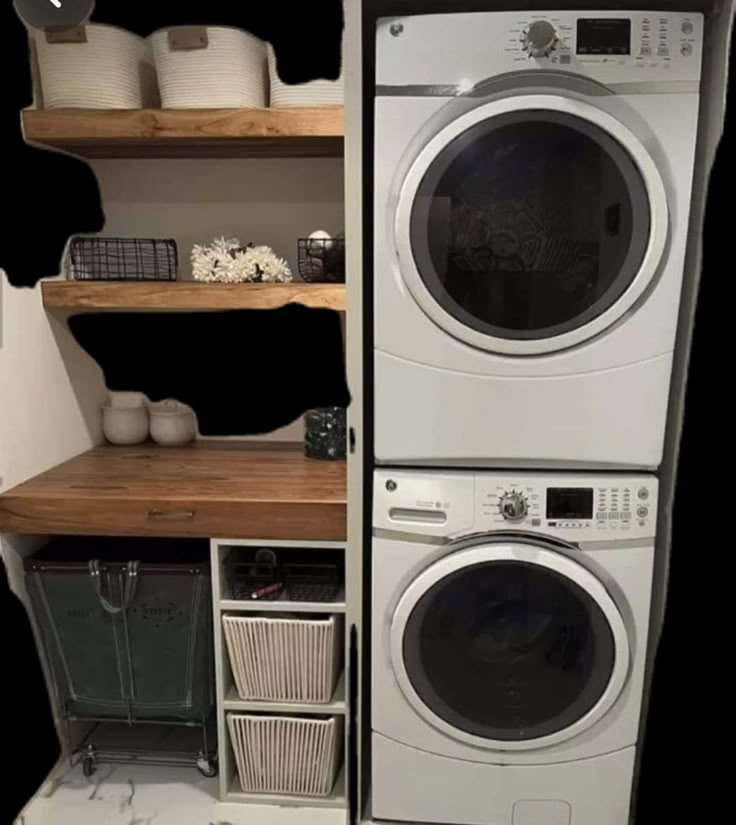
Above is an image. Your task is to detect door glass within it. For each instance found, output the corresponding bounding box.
[408,110,651,340]
[402,559,615,741]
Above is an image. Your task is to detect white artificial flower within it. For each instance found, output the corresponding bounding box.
[190,238,292,283]
[246,245,292,283]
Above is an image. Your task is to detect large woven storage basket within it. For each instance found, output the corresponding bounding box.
[222,614,341,703]
[267,45,343,107]
[151,26,266,109]
[227,713,342,797]
[34,25,158,109]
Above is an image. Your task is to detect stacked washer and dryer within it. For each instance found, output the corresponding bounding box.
[370,9,702,825]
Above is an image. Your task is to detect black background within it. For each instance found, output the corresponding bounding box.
[0,0,732,823]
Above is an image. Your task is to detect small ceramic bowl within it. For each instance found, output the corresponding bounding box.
[101,404,149,445]
[149,400,197,447]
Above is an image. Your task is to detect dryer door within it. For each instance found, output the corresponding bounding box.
[390,540,630,751]
[395,94,668,355]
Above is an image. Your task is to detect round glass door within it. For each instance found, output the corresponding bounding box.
[390,542,629,750]
[395,95,668,355]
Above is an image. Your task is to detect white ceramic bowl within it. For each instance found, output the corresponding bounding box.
[149,400,197,446]
[101,404,149,445]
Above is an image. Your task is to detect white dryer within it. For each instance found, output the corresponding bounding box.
[372,468,657,825]
[373,10,703,469]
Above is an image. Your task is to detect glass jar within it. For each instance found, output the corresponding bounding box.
[304,407,347,460]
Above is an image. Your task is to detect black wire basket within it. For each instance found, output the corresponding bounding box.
[297,237,345,283]
[225,546,343,604]
[64,236,179,281]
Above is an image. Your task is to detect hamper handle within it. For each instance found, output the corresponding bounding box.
[88,560,140,615]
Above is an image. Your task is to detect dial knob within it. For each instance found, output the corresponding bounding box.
[524,20,558,57]
[499,491,528,522]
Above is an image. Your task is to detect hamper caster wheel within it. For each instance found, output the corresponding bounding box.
[82,755,97,778]
[196,755,218,778]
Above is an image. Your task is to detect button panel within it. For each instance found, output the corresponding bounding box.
[473,475,657,541]
[501,12,701,78]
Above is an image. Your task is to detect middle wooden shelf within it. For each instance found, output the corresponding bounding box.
[41,280,346,312]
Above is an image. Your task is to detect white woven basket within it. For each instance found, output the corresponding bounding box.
[267,45,343,107]
[34,25,158,109]
[228,714,342,797]
[223,615,341,703]
[151,26,266,109]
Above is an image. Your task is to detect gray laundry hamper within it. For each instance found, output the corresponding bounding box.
[24,537,214,723]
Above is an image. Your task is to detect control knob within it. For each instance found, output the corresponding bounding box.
[499,491,528,522]
[522,19,559,57]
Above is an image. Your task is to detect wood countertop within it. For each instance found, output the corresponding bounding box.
[0,442,346,541]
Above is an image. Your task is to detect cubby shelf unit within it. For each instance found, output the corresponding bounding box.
[211,538,349,810]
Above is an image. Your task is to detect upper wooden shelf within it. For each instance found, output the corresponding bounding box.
[41,281,346,312]
[22,106,344,159]
[0,442,346,540]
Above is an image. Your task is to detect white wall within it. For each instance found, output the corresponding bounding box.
[90,157,346,442]
[0,278,106,494]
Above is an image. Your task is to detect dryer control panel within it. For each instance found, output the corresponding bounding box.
[374,469,658,543]
[376,10,703,88]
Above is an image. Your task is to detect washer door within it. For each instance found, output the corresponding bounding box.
[390,541,630,751]
[395,94,668,355]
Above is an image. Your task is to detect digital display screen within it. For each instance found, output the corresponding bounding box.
[576,19,631,55]
[547,488,594,520]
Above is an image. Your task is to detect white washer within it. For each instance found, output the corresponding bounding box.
[374,10,703,469]
[372,468,657,825]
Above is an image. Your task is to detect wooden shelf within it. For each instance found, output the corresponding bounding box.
[223,672,347,715]
[0,442,346,540]
[41,281,346,312]
[22,106,344,159]
[226,765,346,809]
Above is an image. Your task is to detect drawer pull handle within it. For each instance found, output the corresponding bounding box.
[147,509,196,520]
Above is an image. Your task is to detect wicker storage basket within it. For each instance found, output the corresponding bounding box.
[227,713,342,797]
[151,26,266,109]
[223,614,341,703]
[34,24,158,109]
[267,45,343,107]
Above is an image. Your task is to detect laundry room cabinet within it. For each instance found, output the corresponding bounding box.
[212,539,348,807]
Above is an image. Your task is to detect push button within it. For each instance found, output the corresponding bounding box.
[637,506,649,518]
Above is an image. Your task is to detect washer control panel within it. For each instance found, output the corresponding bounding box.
[478,475,657,540]
[375,470,658,542]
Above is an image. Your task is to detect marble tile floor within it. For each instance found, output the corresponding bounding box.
[16,760,346,825]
